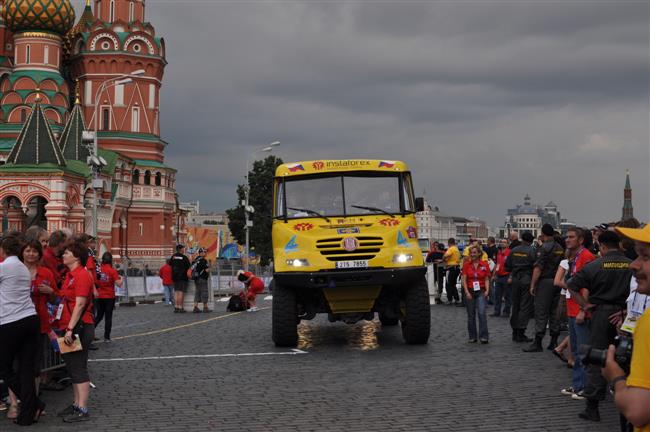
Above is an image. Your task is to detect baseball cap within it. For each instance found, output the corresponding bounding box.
[615,223,650,244]
[176,244,185,250]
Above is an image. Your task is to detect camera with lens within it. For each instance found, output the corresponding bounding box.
[580,335,633,373]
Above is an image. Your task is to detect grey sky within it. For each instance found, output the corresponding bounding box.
[75,1,650,228]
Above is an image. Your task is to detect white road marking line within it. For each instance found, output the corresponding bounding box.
[218,297,230,302]
[89,350,308,363]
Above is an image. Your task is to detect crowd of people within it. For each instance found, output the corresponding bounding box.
[0,228,123,424]
[426,219,650,430]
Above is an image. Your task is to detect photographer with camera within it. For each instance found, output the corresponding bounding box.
[599,223,650,431]
[567,230,632,422]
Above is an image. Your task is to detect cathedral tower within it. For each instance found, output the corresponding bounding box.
[622,170,633,220]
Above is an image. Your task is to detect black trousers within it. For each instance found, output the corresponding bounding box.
[533,278,561,338]
[584,304,622,403]
[510,275,533,330]
[0,315,43,425]
[446,266,460,302]
[95,298,116,340]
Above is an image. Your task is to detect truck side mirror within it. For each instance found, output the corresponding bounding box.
[415,197,424,212]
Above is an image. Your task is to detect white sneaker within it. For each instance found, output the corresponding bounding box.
[572,391,586,400]
[248,307,259,312]
[560,387,576,396]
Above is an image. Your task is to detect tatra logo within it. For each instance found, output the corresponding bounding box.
[293,223,314,231]
[379,218,399,227]
[312,161,325,170]
[342,237,358,252]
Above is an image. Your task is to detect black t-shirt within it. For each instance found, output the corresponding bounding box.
[170,252,191,281]
[483,245,498,261]
[191,257,210,280]
[567,251,632,305]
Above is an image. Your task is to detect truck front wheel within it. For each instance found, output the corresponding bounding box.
[400,277,431,344]
[272,282,298,347]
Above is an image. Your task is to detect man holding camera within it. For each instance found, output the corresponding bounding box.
[601,224,650,431]
[567,230,632,422]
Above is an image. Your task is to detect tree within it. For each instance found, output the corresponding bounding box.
[226,155,283,266]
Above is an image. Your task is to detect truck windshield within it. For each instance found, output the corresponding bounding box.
[276,173,414,219]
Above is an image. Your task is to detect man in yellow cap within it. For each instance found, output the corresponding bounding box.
[602,223,650,431]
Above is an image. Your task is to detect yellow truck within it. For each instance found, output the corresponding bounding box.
[271,159,430,346]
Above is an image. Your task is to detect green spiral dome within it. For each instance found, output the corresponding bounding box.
[3,0,76,35]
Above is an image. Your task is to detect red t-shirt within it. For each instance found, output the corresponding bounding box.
[30,266,58,334]
[495,248,511,276]
[566,248,596,317]
[159,264,173,285]
[58,265,95,330]
[86,255,98,285]
[462,260,491,290]
[243,271,265,294]
[42,247,67,289]
[97,263,120,299]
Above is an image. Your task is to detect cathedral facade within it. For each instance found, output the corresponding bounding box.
[0,0,184,262]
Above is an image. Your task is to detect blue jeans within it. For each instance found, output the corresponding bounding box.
[163,284,174,305]
[466,292,489,341]
[493,275,511,315]
[569,317,590,392]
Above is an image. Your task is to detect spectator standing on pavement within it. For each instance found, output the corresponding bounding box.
[442,238,462,306]
[508,232,520,249]
[0,235,45,425]
[191,248,211,313]
[425,243,445,304]
[567,230,632,423]
[524,223,565,352]
[42,230,68,288]
[505,232,536,343]
[25,226,49,250]
[57,241,95,423]
[461,244,491,343]
[170,244,191,313]
[159,259,174,306]
[492,238,511,317]
[94,252,123,342]
[555,227,596,400]
[237,270,264,312]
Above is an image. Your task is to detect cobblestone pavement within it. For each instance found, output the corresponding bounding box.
[5,297,620,431]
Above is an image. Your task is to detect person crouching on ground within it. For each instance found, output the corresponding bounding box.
[94,252,123,342]
[57,241,95,422]
[191,248,211,313]
[237,270,265,312]
[461,244,491,343]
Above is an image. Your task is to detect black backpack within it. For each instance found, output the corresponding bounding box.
[226,294,246,312]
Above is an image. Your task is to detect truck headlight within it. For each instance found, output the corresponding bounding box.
[393,254,413,263]
[286,259,309,267]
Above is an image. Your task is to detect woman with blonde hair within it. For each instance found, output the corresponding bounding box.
[461,244,491,343]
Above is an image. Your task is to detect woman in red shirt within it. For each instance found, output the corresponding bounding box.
[237,270,265,312]
[461,245,491,343]
[94,252,123,342]
[57,241,95,422]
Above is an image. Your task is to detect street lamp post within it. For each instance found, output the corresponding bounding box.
[244,141,280,271]
[83,70,146,239]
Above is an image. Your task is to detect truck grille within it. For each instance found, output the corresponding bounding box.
[316,236,384,262]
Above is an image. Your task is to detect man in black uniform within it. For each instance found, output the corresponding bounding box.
[505,232,536,342]
[567,231,632,422]
[170,244,191,313]
[524,224,565,352]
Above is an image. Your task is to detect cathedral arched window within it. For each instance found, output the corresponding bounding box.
[110,0,115,22]
[102,108,110,131]
[155,172,161,186]
[25,45,31,64]
[132,169,140,184]
[144,170,151,185]
[129,1,135,21]
[20,109,26,123]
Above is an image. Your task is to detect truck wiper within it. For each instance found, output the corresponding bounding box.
[351,205,395,218]
[287,207,331,222]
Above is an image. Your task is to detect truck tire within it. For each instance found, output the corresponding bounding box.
[400,277,431,344]
[379,313,399,326]
[272,283,298,347]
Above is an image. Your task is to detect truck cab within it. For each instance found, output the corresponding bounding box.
[271,159,430,346]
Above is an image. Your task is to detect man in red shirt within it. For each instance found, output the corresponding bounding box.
[42,230,68,289]
[159,259,174,306]
[492,238,511,317]
[237,270,265,312]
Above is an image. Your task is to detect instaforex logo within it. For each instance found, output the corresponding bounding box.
[325,160,372,169]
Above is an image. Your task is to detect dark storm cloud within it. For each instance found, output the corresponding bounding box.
[72,0,649,228]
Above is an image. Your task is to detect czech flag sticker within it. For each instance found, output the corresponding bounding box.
[378,160,396,168]
[287,163,305,172]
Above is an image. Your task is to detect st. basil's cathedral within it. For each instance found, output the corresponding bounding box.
[0,0,184,263]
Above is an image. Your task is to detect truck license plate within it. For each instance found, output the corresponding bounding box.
[335,260,369,269]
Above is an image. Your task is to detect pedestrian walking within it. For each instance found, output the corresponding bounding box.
[94,252,123,342]
[461,244,491,343]
[524,224,565,352]
[505,232,536,343]
[170,244,191,313]
[191,248,211,313]
[159,259,174,306]
[567,230,632,423]
[0,234,45,425]
[442,238,462,306]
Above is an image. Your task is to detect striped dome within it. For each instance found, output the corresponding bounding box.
[3,0,75,35]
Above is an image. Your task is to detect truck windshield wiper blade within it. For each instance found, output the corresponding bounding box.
[351,205,395,218]
[287,207,331,222]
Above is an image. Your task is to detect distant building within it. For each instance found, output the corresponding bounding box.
[416,199,488,246]
[500,194,563,239]
[622,170,634,220]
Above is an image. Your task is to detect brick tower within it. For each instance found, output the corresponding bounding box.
[622,170,633,220]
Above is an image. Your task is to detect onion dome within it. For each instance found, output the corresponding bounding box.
[3,0,76,35]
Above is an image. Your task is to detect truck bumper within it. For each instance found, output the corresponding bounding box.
[274,267,426,289]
